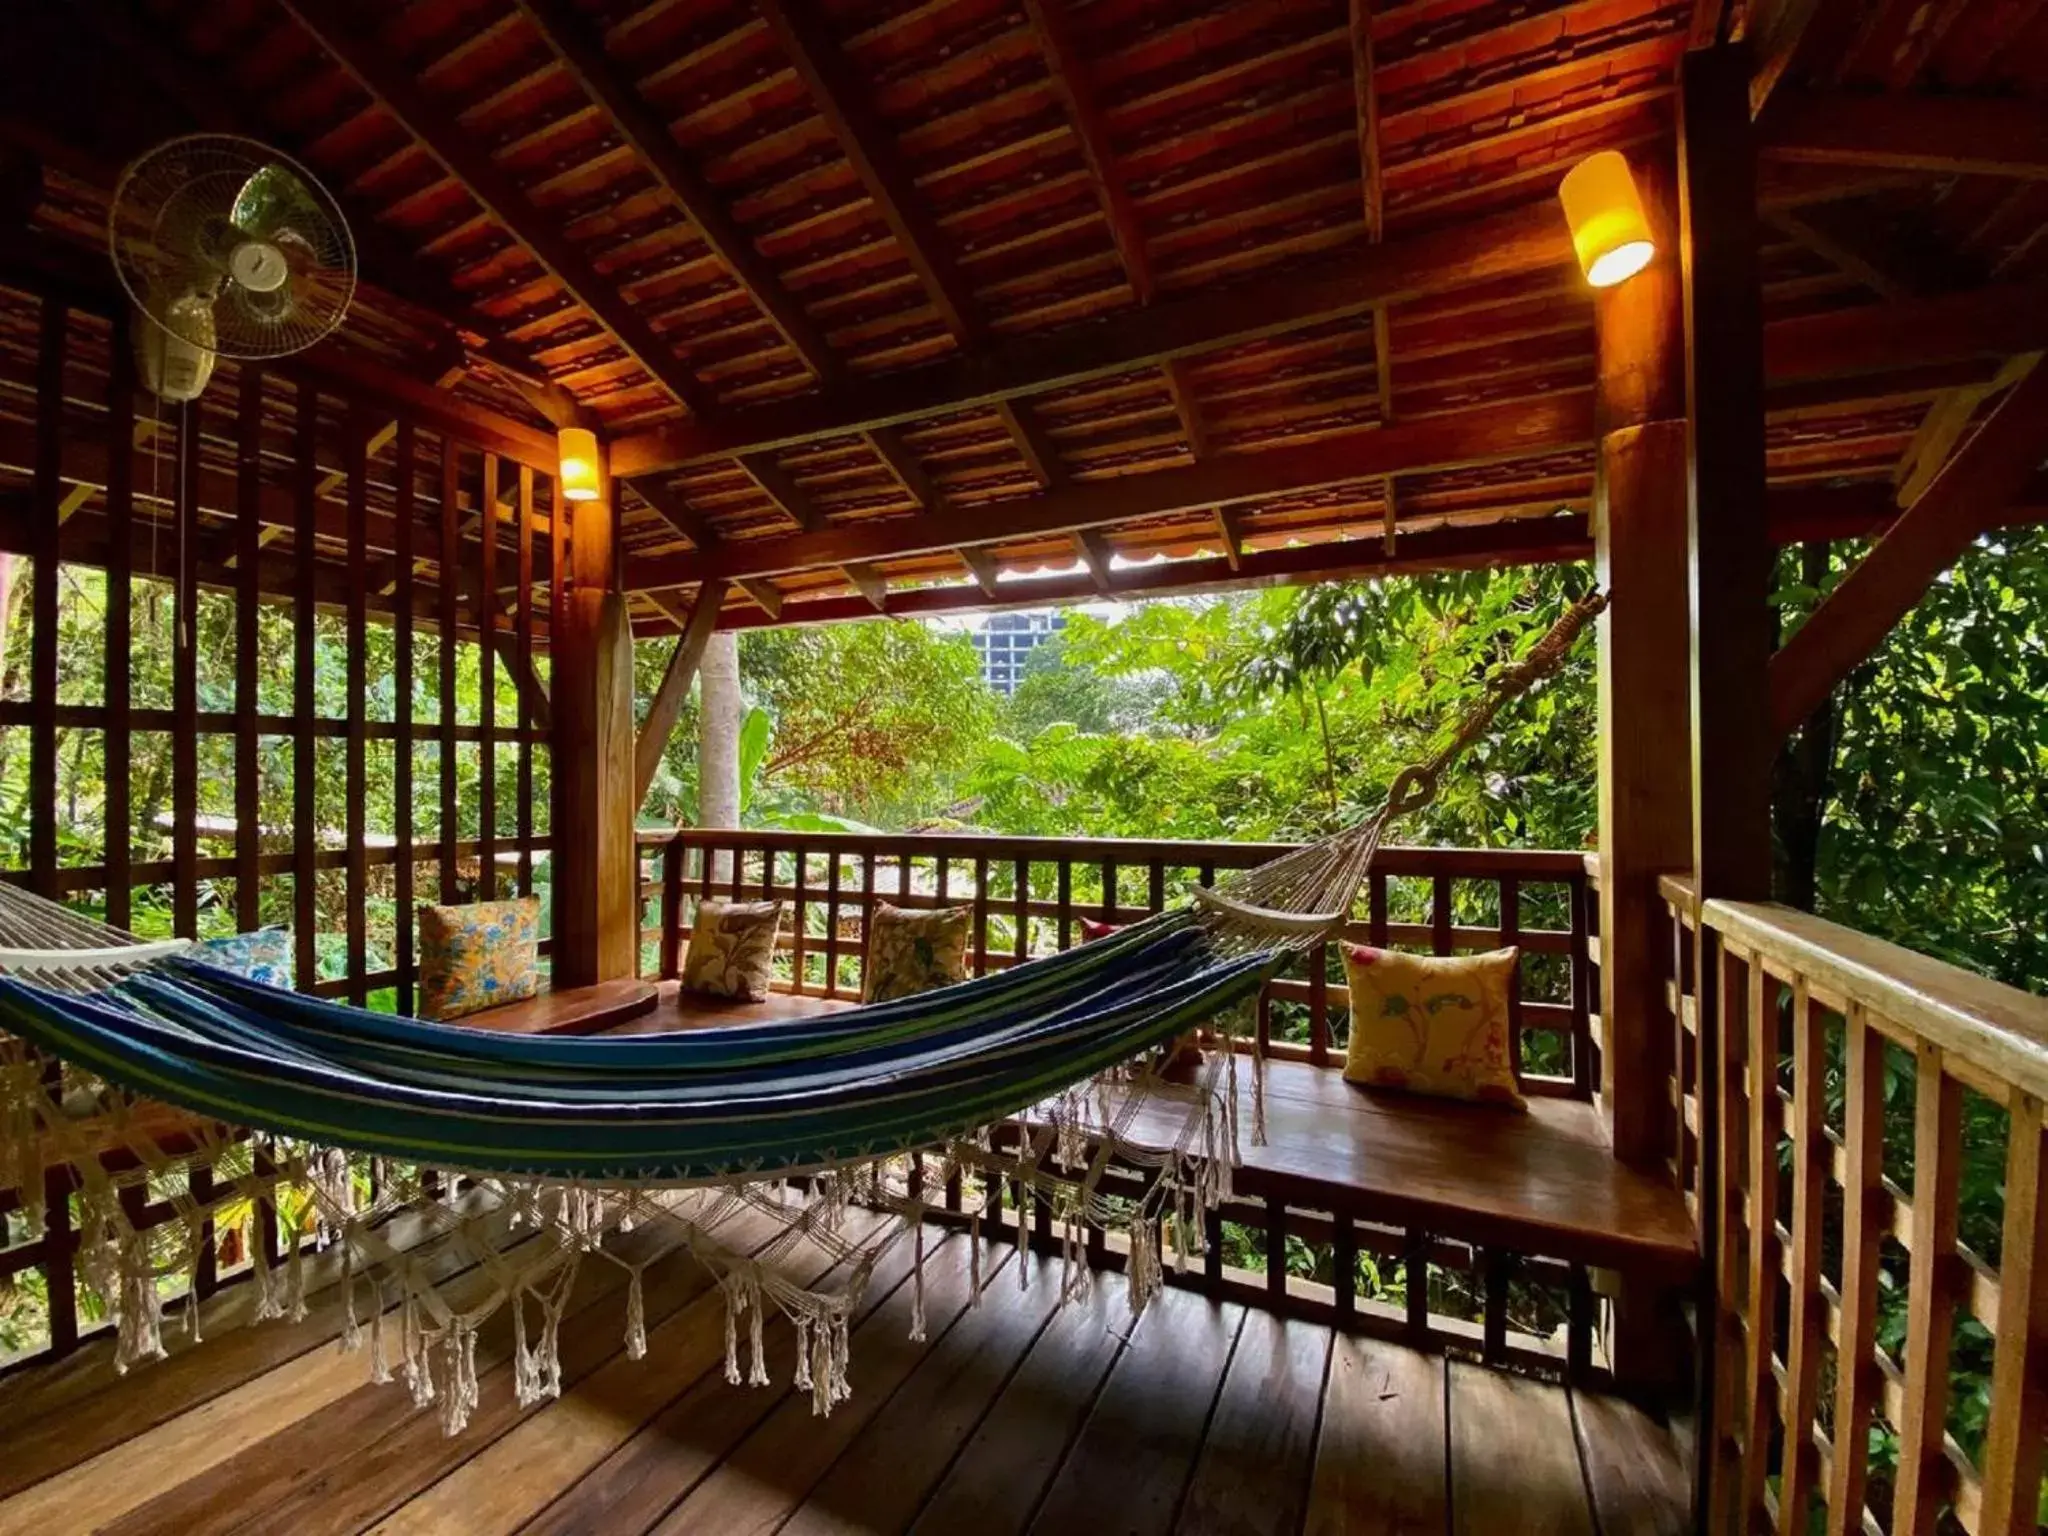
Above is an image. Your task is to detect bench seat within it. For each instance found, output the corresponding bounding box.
[454,978,659,1035]
[629,984,1697,1285]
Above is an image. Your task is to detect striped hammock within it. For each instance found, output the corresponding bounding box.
[0,591,1603,1433]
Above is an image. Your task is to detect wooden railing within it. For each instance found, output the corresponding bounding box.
[1664,875,2048,1536]
[647,827,1598,1094]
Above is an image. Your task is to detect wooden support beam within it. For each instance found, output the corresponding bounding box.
[1765,279,2048,384]
[627,477,717,550]
[959,547,1001,596]
[1769,357,2048,737]
[739,452,826,532]
[511,0,838,383]
[1764,206,1914,301]
[1163,358,1209,459]
[1745,0,1826,116]
[1682,44,1774,901]
[627,392,1595,589]
[633,578,731,806]
[1073,529,1114,595]
[551,466,638,984]
[1347,0,1384,242]
[1023,0,1151,303]
[738,577,785,619]
[607,201,1576,475]
[277,0,714,416]
[1213,506,1246,571]
[844,561,889,612]
[756,0,979,343]
[993,398,1067,489]
[1892,353,2037,505]
[1382,478,1399,555]
[1763,92,2048,180]
[865,426,939,513]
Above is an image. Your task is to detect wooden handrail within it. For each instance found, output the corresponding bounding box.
[1704,897,2048,1106]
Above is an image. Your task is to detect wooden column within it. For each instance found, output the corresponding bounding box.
[1594,155,1689,1169]
[549,445,637,986]
[1680,43,1773,1532]
[1680,44,1773,899]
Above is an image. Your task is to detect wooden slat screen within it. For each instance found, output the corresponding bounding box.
[1675,886,2048,1536]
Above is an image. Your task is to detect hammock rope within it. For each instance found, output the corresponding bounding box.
[0,587,1602,1432]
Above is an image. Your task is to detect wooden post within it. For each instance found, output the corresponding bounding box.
[1679,42,1772,1532]
[549,442,637,986]
[1594,152,1689,1168]
[1591,153,1691,1390]
[1680,45,1772,900]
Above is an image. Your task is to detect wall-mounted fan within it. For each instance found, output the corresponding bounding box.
[108,134,356,401]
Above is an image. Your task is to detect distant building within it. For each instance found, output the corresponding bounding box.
[972,610,1065,696]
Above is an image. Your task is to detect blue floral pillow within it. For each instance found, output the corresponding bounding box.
[194,927,295,990]
[417,898,542,1021]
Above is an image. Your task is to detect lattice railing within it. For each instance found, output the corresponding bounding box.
[1665,878,2048,1535]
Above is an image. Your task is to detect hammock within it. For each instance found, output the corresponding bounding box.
[0,590,1603,1431]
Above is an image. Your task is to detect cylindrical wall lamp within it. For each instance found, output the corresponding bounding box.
[1557,151,1655,289]
[557,426,602,502]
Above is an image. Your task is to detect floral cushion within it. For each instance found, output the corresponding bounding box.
[194,926,294,990]
[863,902,971,1004]
[682,899,783,1002]
[416,898,542,1022]
[1340,945,1524,1109]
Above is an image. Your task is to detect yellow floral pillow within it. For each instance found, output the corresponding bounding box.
[416,898,541,1022]
[1340,945,1524,1109]
[863,902,971,1004]
[682,899,783,1002]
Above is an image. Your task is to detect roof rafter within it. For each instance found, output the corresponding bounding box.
[510,0,840,386]
[277,0,716,417]
[1023,0,1152,304]
[608,201,1575,475]
[756,0,981,344]
[1347,0,1384,243]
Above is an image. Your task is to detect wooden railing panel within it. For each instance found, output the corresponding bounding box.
[1682,894,2048,1535]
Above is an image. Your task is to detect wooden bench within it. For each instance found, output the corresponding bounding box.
[624,984,1698,1287]
[454,978,659,1035]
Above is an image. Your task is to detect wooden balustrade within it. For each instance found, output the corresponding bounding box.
[645,828,1598,1093]
[1663,875,2048,1536]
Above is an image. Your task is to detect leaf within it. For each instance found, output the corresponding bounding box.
[736,706,773,817]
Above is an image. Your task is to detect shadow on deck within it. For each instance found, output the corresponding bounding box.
[0,1212,1691,1535]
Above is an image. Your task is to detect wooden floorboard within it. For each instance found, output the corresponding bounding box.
[0,1219,1693,1536]
[1305,1333,1448,1536]
[1029,1285,1245,1536]
[1448,1359,1597,1536]
[1178,1311,1330,1535]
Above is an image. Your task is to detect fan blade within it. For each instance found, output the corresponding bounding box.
[230,162,328,246]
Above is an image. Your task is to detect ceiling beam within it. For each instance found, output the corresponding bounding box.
[959,547,1001,596]
[1347,0,1384,242]
[1769,358,2048,737]
[1023,0,1152,304]
[607,201,1576,475]
[738,578,785,619]
[1763,280,2048,384]
[1762,92,2048,180]
[844,561,889,613]
[866,426,940,513]
[993,398,1068,489]
[628,391,1596,590]
[1073,528,1114,595]
[738,453,826,533]
[1746,0,1826,116]
[755,0,980,344]
[634,578,731,805]
[511,0,839,385]
[277,0,715,416]
[626,477,717,549]
[1212,506,1246,570]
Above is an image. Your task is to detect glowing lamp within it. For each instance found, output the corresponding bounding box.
[557,426,602,502]
[1557,151,1654,288]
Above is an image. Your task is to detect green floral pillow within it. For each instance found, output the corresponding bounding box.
[682,899,783,1002]
[416,898,541,1022]
[862,902,971,1004]
[194,926,294,990]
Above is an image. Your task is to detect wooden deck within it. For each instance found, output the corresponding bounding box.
[0,1213,1691,1535]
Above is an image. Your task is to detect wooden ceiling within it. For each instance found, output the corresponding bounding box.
[1,0,2045,635]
